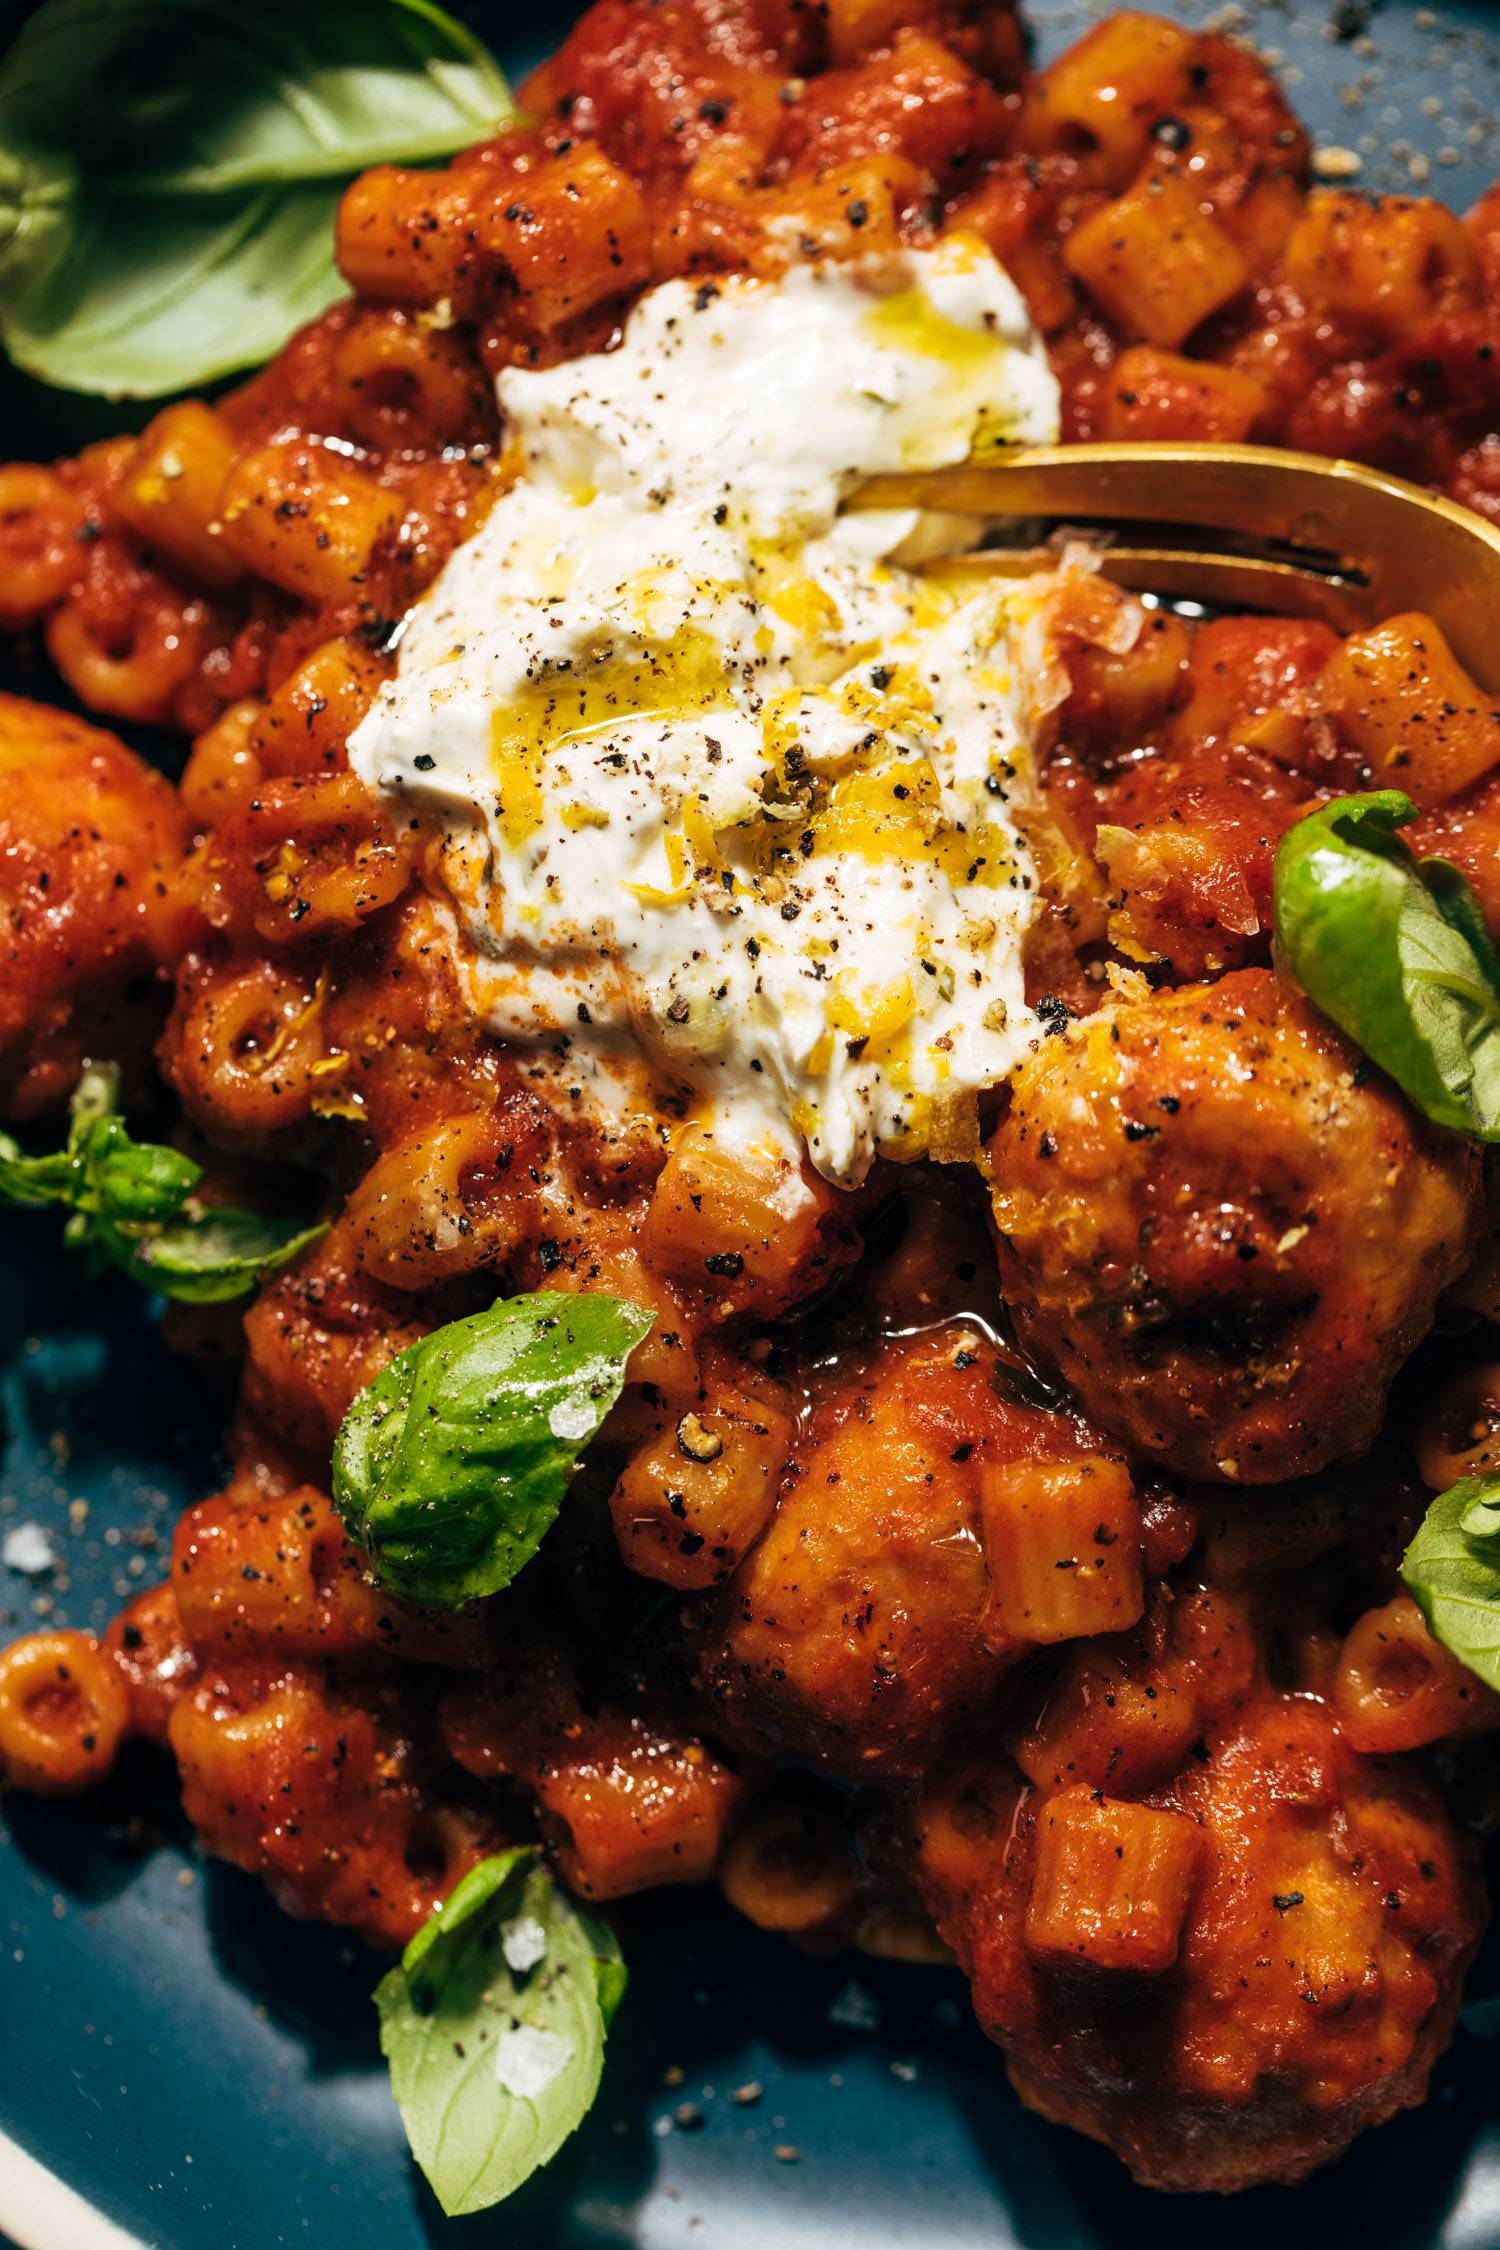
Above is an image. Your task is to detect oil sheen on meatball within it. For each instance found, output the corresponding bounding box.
[988,968,1480,1483]
[905,1682,1484,2193]
[694,1326,1136,1778]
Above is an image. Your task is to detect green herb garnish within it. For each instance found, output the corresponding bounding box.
[1403,1473,1500,1695]
[377,1848,626,2217]
[0,0,514,397]
[332,1291,654,1609]
[1273,789,1500,1140]
[0,1062,323,1300]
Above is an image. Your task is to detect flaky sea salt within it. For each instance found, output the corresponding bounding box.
[495,2024,574,2099]
[827,1980,881,2032]
[500,1915,548,1974]
[3,1523,55,1575]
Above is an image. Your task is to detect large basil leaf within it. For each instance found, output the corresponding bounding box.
[0,1062,324,1301]
[0,0,514,397]
[1273,790,1500,1140]
[376,1848,626,2218]
[3,182,355,399]
[331,1291,655,1609]
[1402,1473,1500,1694]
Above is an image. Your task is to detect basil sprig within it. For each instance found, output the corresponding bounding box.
[1402,1473,1500,1694]
[0,1063,324,1300]
[377,1849,626,2218]
[1273,790,1500,1140]
[0,0,514,397]
[332,1292,654,1609]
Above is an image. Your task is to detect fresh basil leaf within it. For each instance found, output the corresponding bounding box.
[0,0,515,398]
[1423,855,1500,992]
[91,0,514,194]
[0,1057,128,1204]
[0,1063,325,1300]
[64,1061,120,1136]
[3,182,354,398]
[71,1118,201,1223]
[332,1291,654,1609]
[97,1205,328,1303]
[0,1137,78,1207]
[1401,1472,1500,1694]
[1273,790,1500,1141]
[376,1847,625,2218]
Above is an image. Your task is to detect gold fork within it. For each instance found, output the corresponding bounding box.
[852,441,1500,693]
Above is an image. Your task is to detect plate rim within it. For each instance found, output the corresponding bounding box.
[0,2123,153,2250]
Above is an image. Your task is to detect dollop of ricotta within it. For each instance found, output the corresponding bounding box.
[351,236,1065,1183]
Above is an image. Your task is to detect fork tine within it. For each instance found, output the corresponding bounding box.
[855,442,1500,690]
[933,544,1377,632]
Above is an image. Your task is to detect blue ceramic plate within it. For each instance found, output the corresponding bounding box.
[3,4,1500,2244]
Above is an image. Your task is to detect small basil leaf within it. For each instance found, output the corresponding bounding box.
[1273,790,1500,1141]
[1401,1472,1500,1694]
[74,1119,202,1223]
[0,0,515,398]
[102,1207,329,1303]
[0,1136,80,1207]
[65,1060,125,1140]
[0,1064,324,1300]
[332,1291,654,1609]
[377,1848,625,2218]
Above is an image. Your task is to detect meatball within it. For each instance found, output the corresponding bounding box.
[989,968,1479,1483]
[905,1680,1483,2192]
[0,693,187,1117]
[694,1327,1135,1778]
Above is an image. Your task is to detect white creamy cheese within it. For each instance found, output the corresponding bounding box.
[351,236,1065,1183]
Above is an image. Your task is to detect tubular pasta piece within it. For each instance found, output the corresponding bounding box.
[217,441,403,604]
[1021,12,1195,187]
[719,1782,861,1934]
[47,580,209,726]
[1333,1594,1500,1754]
[114,403,243,590]
[0,464,86,625]
[249,638,389,779]
[1063,170,1249,348]
[980,1455,1144,1646]
[1283,191,1479,342]
[0,1630,131,1794]
[1024,1784,1202,1974]
[1315,614,1500,806]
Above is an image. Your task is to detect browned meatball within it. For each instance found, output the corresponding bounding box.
[693,1327,1138,1778]
[0,694,188,1117]
[904,1677,1483,2192]
[988,968,1479,1483]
